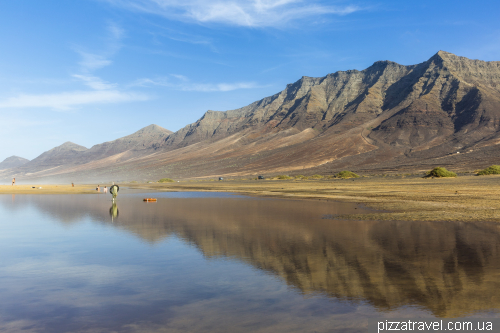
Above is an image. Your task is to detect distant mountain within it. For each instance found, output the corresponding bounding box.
[77,124,172,162]
[4,51,500,182]
[8,124,173,177]
[0,156,30,170]
[23,142,89,171]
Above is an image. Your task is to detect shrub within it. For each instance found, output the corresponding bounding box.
[158,178,174,183]
[335,171,360,179]
[425,167,456,178]
[276,175,292,180]
[311,174,324,179]
[477,165,500,175]
[294,175,307,179]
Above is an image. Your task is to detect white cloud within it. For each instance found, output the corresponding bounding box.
[73,22,125,72]
[77,51,113,71]
[170,74,189,82]
[104,0,361,27]
[72,74,117,90]
[184,82,260,92]
[130,75,261,91]
[0,90,149,110]
[108,21,125,40]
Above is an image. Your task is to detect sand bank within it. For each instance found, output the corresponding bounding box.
[0,184,99,194]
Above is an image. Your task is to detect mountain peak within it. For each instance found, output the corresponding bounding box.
[436,50,453,57]
[429,50,459,64]
[57,142,88,151]
[0,156,30,169]
[137,124,172,134]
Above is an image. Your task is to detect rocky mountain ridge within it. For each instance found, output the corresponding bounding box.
[3,51,500,182]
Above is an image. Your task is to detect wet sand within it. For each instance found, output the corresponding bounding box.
[3,175,500,222]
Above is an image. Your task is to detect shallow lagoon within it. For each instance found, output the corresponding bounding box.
[1,192,500,332]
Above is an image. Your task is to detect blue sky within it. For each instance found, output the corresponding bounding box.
[1,0,499,161]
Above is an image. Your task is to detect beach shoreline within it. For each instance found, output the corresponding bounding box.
[3,175,500,222]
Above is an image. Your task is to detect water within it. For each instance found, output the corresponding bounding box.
[1,192,499,332]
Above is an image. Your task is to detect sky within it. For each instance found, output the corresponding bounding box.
[1,0,499,162]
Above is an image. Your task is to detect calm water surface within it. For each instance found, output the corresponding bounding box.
[1,192,500,332]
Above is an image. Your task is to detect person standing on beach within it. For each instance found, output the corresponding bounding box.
[103,186,107,193]
[96,185,100,192]
[12,178,15,186]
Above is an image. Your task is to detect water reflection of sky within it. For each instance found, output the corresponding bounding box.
[1,193,499,332]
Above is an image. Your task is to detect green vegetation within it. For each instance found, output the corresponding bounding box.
[294,175,307,180]
[158,178,174,183]
[276,175,292,180]
[335,171,360,179]
[311,174,324,179]
[477,165,500,175]
[425,167,457,178]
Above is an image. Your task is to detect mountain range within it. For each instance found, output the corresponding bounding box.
[2,51,500,182]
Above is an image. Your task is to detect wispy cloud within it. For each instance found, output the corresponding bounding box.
[72,74,117,90]
[145,22,218,51]
[0,90,149,110]
[131,75,261,91]
[104,0,361,27]
[76,52,113,71]
[0,23,152,111]
[170,74,189,82]
[73,22,125,72]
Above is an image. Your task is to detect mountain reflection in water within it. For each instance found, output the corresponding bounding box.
[2,193,500,321]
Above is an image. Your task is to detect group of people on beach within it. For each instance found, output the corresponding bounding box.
[10,178,111,195]
[96,185,108,193]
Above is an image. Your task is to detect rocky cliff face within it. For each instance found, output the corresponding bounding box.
[370,51,500,152]
[163,60,414,149]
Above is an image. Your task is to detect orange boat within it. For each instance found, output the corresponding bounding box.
[143,198,157,202]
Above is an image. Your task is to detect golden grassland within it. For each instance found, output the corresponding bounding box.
[3,175,500,222]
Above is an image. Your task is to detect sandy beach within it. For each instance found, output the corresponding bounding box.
[3,175,500,222]
[0,184,99,194]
